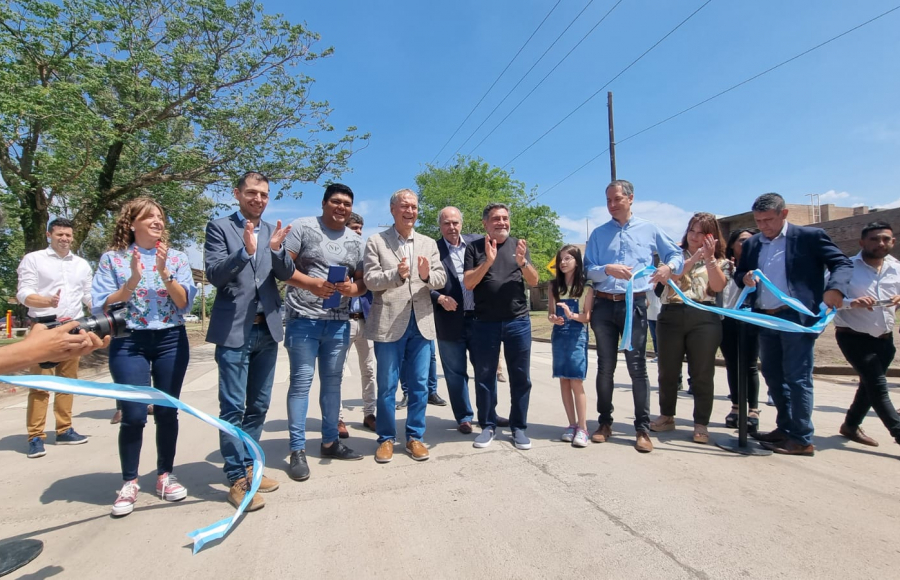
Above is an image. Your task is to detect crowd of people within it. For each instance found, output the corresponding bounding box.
[10,174,900,518]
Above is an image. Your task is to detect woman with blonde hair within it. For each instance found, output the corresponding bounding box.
[91,197,197,516]
[650,212,729,443]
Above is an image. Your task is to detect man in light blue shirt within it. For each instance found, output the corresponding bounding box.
[584,179,683,453]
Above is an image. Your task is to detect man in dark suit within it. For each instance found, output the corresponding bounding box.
[735,192,852,456]
[205,171,295,509]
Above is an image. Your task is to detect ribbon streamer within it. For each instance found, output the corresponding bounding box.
[618,267,835,351]
[0,375,262,554]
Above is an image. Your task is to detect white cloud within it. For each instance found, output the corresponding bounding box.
[558,200,694,243]
[817,190,851,202]
[877,197,900,210]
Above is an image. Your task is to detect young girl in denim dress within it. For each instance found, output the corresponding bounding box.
[548,245,593,447]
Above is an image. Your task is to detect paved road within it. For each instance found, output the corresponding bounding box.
[1,341,899,579]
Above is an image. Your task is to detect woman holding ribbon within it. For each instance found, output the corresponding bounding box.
[650,213,728,443]
[91,197,197,517]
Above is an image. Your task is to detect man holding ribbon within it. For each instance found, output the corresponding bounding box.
[584,179,684,453]
[735,192,851,456]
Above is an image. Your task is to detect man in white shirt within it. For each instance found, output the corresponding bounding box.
[833,221,900,448]
[16,217,93,458]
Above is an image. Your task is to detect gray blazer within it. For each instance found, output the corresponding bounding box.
[363,229,446,343]
[204,213,295,348]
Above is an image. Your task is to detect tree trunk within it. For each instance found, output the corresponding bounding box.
[19,187,50,253]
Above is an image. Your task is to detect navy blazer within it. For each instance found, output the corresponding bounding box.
[431,234,480,341]
[204,213,296,348]
[734,223,852,325]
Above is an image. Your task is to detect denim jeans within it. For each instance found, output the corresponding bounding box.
[589,297,651,433]
[285,317,351,451]
[374,315,431,443]
[401,340,437,396]
[437,317,475,424]
[109,327,190,481]
[757,310,817,445]
[836,331,900,443]
[216,323,278,483]
[470,315,532,430]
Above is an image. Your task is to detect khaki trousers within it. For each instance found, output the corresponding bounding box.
[26,356,80,440]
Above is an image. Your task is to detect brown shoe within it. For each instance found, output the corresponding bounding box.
[337,420,349,439]
[751,428,788,443]
[839,423,879,447]
[458,421,473,435]
[635,431,653,453]
[406,440,430,461]
[591,423,612,443]
[649,415,675,432]
[375,440,394,463]
[363,414,377,432]
[766,439,815,456]
[228,477,265,511]
[245,465,280,493]
[692,424,709,444]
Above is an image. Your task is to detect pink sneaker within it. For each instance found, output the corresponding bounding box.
[156,473,187,501]
[112,480,140,517]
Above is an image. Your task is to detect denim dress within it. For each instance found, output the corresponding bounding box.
[551,293,589,380]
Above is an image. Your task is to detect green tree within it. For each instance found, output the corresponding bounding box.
[415,157,562,282]
[0,0,368,254]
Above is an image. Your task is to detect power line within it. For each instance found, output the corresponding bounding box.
[442,0,598,166]
[531,3,900,203]
[467,0,626,158]
[428,1,562,165]
[503,0,713,170]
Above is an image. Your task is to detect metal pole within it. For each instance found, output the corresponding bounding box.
[607,91,617,181]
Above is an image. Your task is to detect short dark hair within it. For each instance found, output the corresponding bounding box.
[323,183,354,203]
[482,203,509,221]
[347,212,363,226]
[861,221,893,239]
[606,179,634,197]
[236,171,269,190]
[751,193,785,213]
[48,217,74,232]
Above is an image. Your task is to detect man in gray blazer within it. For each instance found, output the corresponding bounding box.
[364,189,446,464]
[205,171,295,511]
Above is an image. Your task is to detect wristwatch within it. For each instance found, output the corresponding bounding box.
[167,273,176,282]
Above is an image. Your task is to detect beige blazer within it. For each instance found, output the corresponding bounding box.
[364,228,447,342]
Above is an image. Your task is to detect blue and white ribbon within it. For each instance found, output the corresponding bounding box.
[0,375,263,554]
[618,266,835,351]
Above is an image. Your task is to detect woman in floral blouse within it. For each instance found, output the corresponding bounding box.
[91,197,197,517]
[649,212,729,444]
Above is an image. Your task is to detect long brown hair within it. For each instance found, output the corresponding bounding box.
[551,244,586,300]
[110,197,168,251]
[680,212,725,260]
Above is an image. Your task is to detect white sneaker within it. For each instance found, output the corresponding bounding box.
[572,428,590,448]
[561,425,577,442]
[112,480,140,517]
[156,473,187,501]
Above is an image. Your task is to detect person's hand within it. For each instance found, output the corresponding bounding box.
[309,278,336,299]
[47,289,61,309]
[128,248,144,289]
[28,322,111,363]
[515,239,528,267]
[243,220,257,256]
[417,256,430,280]
[699,234,716,262]
[269,220,292,251]
[438,295,458,311]
[823,289,844,310]
[155,241,169,275]
[548,312,565,326]
[742,271,758,287]
[397,257,410,280]
[891,295,900,307]
[558,302,573,319]
[649,264,673,285]
[605,264,633,280]
[484,236,497,265]
[851,296,877,310]
[335,276,355,295]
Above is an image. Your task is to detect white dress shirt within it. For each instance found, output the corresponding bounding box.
[834,252,900,337]
[16,247,93,319]
[444,236,474,311]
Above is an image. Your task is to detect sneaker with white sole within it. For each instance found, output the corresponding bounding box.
[512,429,532,450]
[55,428,88,445]
[473,428,495,449]
[572,428,590,448]
[27,437,46,458]
[561,425,577,443]
[112,480,140,517]
[156,473,187,501]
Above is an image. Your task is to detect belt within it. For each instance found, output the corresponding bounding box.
[349,313,364,320]
[596,291,645,302]
[835,326,891,340]
[758,305,789,315]
[252,313,266,325]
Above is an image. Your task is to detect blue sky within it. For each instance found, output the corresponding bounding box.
[200,0,900,262]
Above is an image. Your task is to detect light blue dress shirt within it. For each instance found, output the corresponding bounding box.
[445,237,474,311]
[756,221,790,309]
[584,216,684,294]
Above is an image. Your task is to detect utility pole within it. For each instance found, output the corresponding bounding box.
[607,91,617,181]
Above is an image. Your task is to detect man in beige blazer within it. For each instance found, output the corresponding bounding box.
[364,189,447,464]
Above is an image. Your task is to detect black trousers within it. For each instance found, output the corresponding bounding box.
[836,329,900,443]
[720,316,760,409]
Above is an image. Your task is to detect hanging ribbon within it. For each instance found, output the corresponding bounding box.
[618,266,835,351]
[0,374,262,554]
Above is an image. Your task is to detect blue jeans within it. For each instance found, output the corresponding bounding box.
[374,316,430,443]
[216,323,278,483]
[437,317,474,424]
[757,310,817,445]
[470,316,532,430]
[401,340,437,396]
[285,317,351,451]
[109,327,190,481]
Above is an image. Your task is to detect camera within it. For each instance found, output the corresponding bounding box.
[38,302,131,368]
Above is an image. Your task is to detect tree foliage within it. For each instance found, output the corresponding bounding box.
[0,0,368,254]
[415,157,562,282]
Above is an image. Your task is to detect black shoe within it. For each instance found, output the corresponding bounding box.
[428,392,447,406]
[396,394,408,409]
[496,416,510,428]
[288,450,310,481]
[320,441,363,461]
[725,412,738,429]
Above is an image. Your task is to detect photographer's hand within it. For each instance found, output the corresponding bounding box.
[0,323,110,373]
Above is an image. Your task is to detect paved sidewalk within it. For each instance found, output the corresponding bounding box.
[1,341,899,578]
